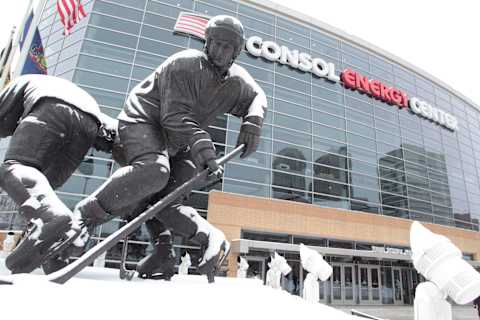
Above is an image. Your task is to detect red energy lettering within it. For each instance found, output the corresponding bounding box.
[340,69,408,108]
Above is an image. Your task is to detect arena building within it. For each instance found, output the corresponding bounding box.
[1,0,479,305]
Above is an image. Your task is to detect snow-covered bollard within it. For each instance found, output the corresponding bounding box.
[2,232,16,252]
[300,244,332,302]
[410,221,480,320]
[178,252,191,275]
[266,252,291,289]
[0,232,16,275]
[237,256,249,278]
[93,251,107,268]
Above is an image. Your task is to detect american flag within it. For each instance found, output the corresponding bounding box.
[57,0,87,35]
[174,12,210,40]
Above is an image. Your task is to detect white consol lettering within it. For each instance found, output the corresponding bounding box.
[245,36,339,82]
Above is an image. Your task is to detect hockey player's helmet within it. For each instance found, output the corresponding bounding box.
[205,15,245,59]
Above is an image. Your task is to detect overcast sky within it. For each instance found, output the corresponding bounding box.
[1,0,479,107]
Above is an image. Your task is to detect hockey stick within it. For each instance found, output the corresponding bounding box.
[42,144,245,284]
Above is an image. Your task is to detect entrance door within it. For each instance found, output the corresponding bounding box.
[330,264,356,304]
[401,268,412,305]
[319,273,330,303]
[370,267,381,304]
[358,266,370,304]
[358,265,381,305]
[245,256,266,282]
[331,264,343,304]
[392,268,403,305]
[343,265,355,304]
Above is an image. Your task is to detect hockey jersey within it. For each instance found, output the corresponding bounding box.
[0,75,104,137]
[119,49,267,152]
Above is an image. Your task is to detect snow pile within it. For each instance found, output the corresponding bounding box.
[0,267,360,320]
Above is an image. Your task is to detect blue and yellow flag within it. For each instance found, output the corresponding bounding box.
[19,11,47,75]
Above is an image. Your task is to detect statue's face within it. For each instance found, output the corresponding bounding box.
[207,37,235,70]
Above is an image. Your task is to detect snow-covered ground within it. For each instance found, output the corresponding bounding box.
[0,267,361,320]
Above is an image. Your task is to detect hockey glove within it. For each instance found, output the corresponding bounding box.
[191,139,219,173]
[236,116,263,158]
[94,124,116,153]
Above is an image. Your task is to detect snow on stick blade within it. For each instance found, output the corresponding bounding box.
[45,144,245,285]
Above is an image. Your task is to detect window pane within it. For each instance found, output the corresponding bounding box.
[89,13,141,34]
[74,70,129,92]
[141,25,188,47]
[350,185,380,203]
[78,54,132,77]
[93,1,143,21]
[224,163,271,184]
[85,26,138,48]
[313,123,346,142]
[82,40,135,63]
[223,179,269,197]
[313,110,345,130]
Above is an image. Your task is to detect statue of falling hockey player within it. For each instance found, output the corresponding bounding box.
[60,15,267,283]
[0,74,117,274]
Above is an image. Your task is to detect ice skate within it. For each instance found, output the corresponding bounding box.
[6,201,77,274]
[41,221,91,274]
[193,225,230,283]
[137,234,176,280]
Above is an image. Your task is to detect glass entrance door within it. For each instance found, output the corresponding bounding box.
[331,264,342,304]
[245,256,266,281]
[370,267,381,304]
[359,266,369,304]
[358,265,381,305]
[343,265,355,304]
[319,275,330,303]
[392,268,403,304]
[401,268,412,305]
[330,264,356,304]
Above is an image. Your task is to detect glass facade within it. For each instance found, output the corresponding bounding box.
[1,0,479,270]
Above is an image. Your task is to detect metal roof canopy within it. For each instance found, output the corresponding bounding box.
[231,239,412,261]
[231,239,480,267]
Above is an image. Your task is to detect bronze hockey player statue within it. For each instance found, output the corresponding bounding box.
[0,74,117,274]
[66,15,267,282]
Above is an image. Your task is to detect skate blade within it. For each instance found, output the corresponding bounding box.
[138,272,173,281]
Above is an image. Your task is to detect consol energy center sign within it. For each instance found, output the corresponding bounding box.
[245,36,458,131]
[173,12,458,131]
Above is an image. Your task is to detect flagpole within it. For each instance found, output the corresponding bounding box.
[0,27,15,72]
[12,0,48,79]
[0,0,36,89]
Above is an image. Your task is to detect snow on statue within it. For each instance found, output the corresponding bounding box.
[410,221,480,320]
[178,252,191,275]
[299,244,332,303]
[266,252,291,289]
[0,74,117,275]
[59,15,267,283]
